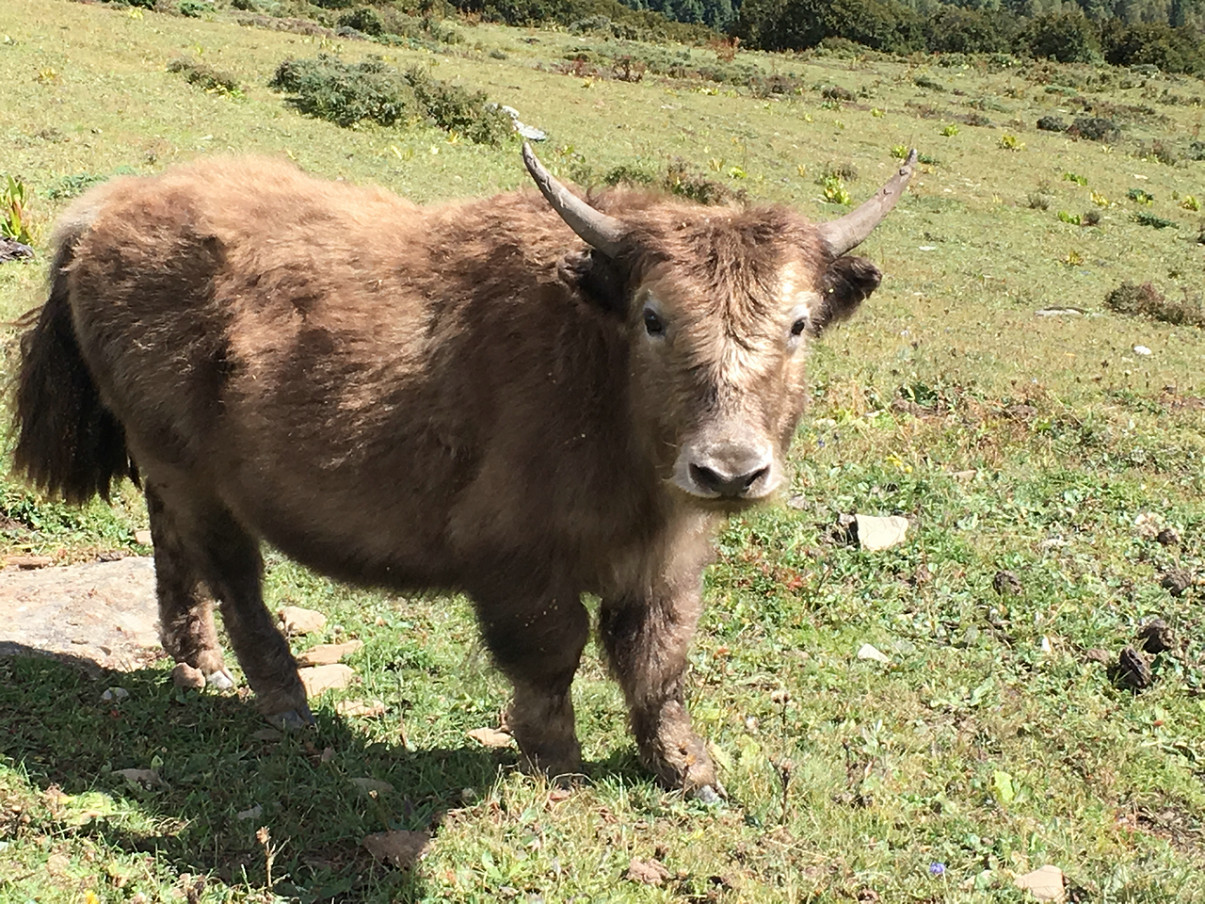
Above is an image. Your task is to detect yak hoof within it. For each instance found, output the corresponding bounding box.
[205,668,237,691]
[267,705,316,731]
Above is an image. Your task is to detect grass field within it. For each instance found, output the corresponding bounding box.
[1,0,1204,901]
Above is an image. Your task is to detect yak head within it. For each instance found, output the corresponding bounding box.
[524,144,916,509]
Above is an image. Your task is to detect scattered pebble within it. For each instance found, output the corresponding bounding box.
[171,663,205,689]
[1132,345,1152,356]
[626,857,671,886]
[1014,865,1066,902]
[134,530,153,546]
[298,663,354,695]
[236,804,263,821]
[850,514,910,551]
[857,643,890,664]
[297,640,363,666]
[101,687,129,702]
[278,606,327,635]
[467,726,514,748]
[336,699,387,718]
[114,768,166,790]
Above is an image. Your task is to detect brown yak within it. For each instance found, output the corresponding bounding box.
[12,144,915,799]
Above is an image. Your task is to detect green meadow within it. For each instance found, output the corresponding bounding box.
[0,0,1203,900]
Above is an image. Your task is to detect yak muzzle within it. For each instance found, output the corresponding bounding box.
[675,441,778,501]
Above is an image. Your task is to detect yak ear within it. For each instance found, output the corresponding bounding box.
[558,249,630,318]
[812,256,882,334]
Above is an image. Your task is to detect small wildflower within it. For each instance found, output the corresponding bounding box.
[929,862,946,877]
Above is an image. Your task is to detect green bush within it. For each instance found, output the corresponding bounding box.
[269,56,512,144]
[1105,281,1204,327]
[1037,115,1068,132]
[338,7,385,34]
[270,56,418,128]
[735,0,923,53]
[1100,20,1205,76]
[1022,12,1100,64]
[167,57,242,95]
[1068,116,1119,141]
[924,6,1019,54]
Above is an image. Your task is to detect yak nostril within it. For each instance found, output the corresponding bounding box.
[689,462,770,498]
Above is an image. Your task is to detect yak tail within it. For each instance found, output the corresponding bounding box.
[11,231,135,504]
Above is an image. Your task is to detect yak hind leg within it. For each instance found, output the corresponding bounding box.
[472,575,589,780]
[599,590,722,801]
[148,482,310,727]
[146,486,233,690]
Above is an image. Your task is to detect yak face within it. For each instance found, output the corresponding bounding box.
[616,211,881,506]
[521,143,911,507]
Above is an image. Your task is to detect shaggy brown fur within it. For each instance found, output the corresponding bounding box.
[12,154,893,794]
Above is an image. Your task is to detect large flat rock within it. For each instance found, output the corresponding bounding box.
[0,557,162,673]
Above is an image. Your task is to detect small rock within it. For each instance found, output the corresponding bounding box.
[1159,568,1192,598]
[7,555,54,570]
[115,768,166,790]
[626,857,671,886]
[298,663,354,696]
[171,663,205,689]
[349,777,394,795]
[1155,527,1180,547]
[1134,512,1162,539]
[1132,345,1152,356]
[297,640,363,666]
[236,804,263,821]
[278,606,327,635]
[993,570,1023,596]
[362,830,430,869]
[1109,646,1152,691]
[102,686,130,702]
[1137,618,1173,654]
[134,530,153,546]
[1014,864,1065,901]
[467,726,514,748]
[336,699,387,718]
[1085,648,1111,665]
[853,514,910,551]
[0,237,35,263]
[856,643,890,664]
[1035,307,1084,317]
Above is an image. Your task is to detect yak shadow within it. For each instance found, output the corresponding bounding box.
[0,644,673,901]
[0,646,507,902]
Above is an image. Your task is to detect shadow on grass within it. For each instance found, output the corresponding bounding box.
[0,648,515,902]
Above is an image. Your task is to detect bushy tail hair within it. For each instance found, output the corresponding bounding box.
[11,232,135,503]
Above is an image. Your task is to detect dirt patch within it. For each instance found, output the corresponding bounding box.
[0,557,161,674]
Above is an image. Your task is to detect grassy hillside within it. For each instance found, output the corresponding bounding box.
[0,1,1203,901]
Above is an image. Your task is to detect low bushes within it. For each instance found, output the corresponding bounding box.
[269,56,513,144]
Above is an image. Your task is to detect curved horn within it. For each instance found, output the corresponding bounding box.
[818,149,918,257]
[522,143,626,258]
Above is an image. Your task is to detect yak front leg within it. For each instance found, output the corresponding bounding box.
[599,586,722,800]
[474,583,589,779]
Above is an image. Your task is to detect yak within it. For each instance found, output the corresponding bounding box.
[12,144,915,800]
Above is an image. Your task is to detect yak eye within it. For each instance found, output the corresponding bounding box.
[790,317,808,338]
[643,307,665,337]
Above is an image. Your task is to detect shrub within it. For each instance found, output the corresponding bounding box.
[1022,12,1099,64]
[1100,21,1205,77]
[1028,192,1051,210]
[924,5,1018,54]
[312,0,355,7]
[1133,212,1177,229]
[270,56,512,144]
[999,133,1024,150]
[1127,188,1154,203]
[1135,139,1178,165]
[179,0,208,16]
[1,176,33,245]
[167,57,242,95]
[1037,115,1068,132]
[338,7,385,35]
[1082,209,1101,226]
[1105,281,1204,327]
[1068,116,1119,142]
[597,159,743,205]
[914,74,945,92]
